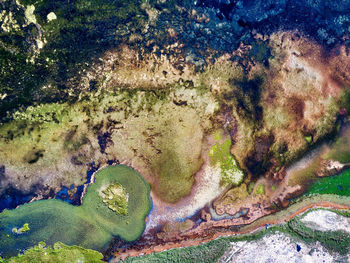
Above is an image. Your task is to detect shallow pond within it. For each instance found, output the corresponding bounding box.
[0,165,151,258]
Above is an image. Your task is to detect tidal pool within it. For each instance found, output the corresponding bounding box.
[0,165,151,258]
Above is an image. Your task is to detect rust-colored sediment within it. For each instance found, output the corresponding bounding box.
[114,199,350,261]
[111,32,350,261]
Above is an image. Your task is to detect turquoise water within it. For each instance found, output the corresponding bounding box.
[0,165,151,258]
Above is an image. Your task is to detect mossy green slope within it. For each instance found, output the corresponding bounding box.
[208,131,244,186]
[0,165,151,258]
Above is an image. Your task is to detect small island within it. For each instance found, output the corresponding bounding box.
[12,223,30,234]
[100,182,129,215]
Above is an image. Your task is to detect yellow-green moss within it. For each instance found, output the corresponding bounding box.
[11,223,30,234]
[209,137,245,186]
[100,182,129,215]
[256,184,265,195]
[4,242,103,263]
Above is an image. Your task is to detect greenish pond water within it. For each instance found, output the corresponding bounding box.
[0,165,151,258]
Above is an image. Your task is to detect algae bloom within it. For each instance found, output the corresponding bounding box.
[0,165,151,258]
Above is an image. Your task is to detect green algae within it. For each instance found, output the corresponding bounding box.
[209,135,244,186]
[4,242,103,263]
[0,165,151,258]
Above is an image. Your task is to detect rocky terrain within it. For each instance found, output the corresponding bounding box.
[1,0,350,262]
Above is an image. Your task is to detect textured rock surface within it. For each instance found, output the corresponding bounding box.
[219,232,349,263]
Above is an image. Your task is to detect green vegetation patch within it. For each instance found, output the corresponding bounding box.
[12,223,30,234]
[209,136,244,185]
[256,184,265,195]
[148,105,205,204]
[304,135,312,144]
[3,242,103,263]
[287,216,350,254]
[124,237,231,263]
[0,165,151,258]
[304,169,350,196]
[100,182,129,215]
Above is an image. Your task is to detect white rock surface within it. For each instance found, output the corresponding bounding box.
[301,210,350,234]
[47,12,57,22]
[219,231,349,263]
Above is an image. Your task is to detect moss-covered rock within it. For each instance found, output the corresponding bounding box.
[100,182,129,215]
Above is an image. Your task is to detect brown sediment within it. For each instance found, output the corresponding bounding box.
[112,127,350,261]
[144,132,225,230]
[113,196,350,261]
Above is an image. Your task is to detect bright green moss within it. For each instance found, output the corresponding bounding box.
[100,182,129,215]
[209,138,244,186]
[305,169,350,196]
[304,135,312,144]
[256,184,265,195]
[12,223,30,234]
[21,223,30,232]
[248,182,255,194]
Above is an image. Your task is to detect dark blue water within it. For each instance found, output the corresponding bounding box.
[0,187,35,212]
[0,161,105,212]
[55,162,100,205]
